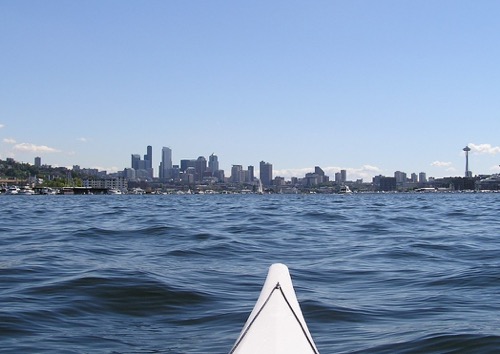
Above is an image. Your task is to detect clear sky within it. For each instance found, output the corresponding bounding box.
[1,1,499,181]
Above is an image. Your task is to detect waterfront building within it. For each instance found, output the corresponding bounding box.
[83,177,128,190]
[379,177,397,191]
[260,161,273,186]
[411,173,418,183]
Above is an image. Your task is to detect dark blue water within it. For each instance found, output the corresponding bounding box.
[1,193,500,353]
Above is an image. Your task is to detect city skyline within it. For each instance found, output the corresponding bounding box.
[1,2,500,180]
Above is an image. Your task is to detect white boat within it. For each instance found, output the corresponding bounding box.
[107,188,122,195]
[4,186,20,195]
[230,263,319,354]
[18,186,35,195]
[338,185,352,194]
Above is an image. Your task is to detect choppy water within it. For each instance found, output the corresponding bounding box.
[1,193,500,353]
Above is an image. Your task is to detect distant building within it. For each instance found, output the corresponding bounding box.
[260,161,273,186]
[131,150,152,180]
[171,165,180,179]
[123,168,136,180]
[419,172,427,184]
[274,176,285,186]
[304,173,320,186]
[34,157,41,167]
[341,169,347,183]
[83,177,128,190]
[335,172,341,183]
[248,165,254,182]
[394,171,407,186]
[144,145,153,171]
[314,166,326,184]
[159,147,173,180]
[379,177,397,191]
[231,165,244,183]
[131,154,142,170]
[213,169,225,182]
[195,156,207,182]
[180,159,196,172]
[208,154,219,175]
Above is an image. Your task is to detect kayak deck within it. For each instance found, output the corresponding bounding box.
[230,263,319,354]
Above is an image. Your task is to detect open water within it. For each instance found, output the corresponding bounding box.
[1,193,500,353]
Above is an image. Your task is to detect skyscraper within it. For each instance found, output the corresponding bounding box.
[159,147,173,180]
[144,145,153,170]
[208,153,219,175]
[341,169,347,183]
[231,165,243,183]
[131,154,141,170]
[248,165,254,182]
[260,161,273,186]
[419,172,427,184]
[195,156,207,182]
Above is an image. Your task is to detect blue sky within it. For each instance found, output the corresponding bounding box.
[1,1,499,181]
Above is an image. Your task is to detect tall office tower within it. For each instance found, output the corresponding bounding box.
[231,165,243,183]
[419,172,427,183]
[144,145,153,170]
[208,154,219,175]
[34,156,41,167]
[463,146,472,177]
[335,172,341,183]
[131,154,141,170]
[315,166,325,184]
[159,147,173,180]
[145,145,153,178]
[180,159,196,172]
[260,161,273,186]
[195,156,207,182]
[411,173,418,183]
[394,171,407,184]
[248,165,254,182]
[341,169,347,183]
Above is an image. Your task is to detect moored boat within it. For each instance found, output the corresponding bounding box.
[230,263,319,354]
[4,186,20,195]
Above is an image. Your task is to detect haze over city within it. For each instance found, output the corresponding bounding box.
[1,1,500,181]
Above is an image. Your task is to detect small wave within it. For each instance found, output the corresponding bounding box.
[24,273,212,317]
[365,333,500,353]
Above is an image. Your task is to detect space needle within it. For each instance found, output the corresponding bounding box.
[463,146,472,177]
